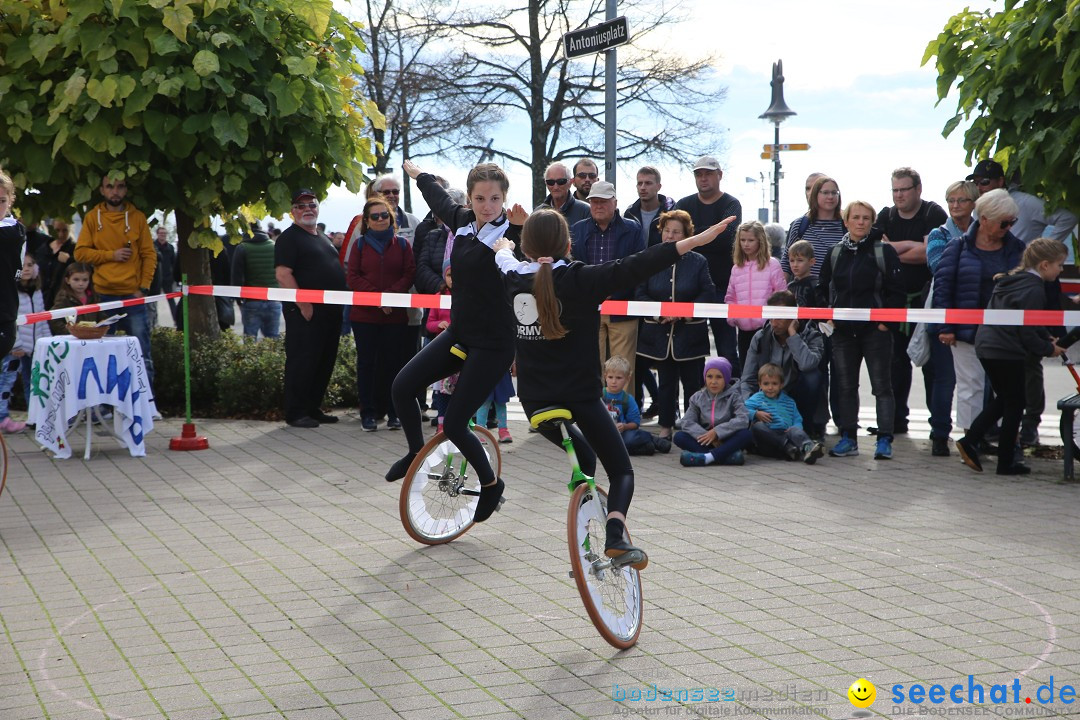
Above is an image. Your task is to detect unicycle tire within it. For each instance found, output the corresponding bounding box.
[0,433,7,501]
[566,483,644,649]
[399,425,502,545]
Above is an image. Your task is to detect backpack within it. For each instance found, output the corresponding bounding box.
[827,241,888,308]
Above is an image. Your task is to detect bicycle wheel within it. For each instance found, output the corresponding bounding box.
[566,483,643,649]
[399,425,502,545]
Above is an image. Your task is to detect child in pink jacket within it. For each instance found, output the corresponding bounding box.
[725,220,787,365]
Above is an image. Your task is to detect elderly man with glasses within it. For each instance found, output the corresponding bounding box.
[369,175,421,243]
[872,167,948,437]
[536,161,590,226]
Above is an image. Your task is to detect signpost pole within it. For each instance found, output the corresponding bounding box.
[605,0,617,187]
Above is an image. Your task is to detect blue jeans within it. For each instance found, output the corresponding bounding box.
[0,354,18,420]
[621,428,655,455]
[673,428,752,462]
[98,293,153,388]
[787,369,822,433]
[927,332,956,439]
[240,300,282,339]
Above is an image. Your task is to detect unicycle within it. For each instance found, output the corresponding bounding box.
[530,406,644,649]
[399,420,503,545]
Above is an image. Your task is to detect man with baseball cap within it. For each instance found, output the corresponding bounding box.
[676,155,743,371]
[274,188,347,429]
[570,180,644,387]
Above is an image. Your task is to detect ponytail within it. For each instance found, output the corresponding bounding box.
[533,262,567,340]
[522,209,571,340]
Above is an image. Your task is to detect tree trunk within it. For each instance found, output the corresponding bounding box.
[175,210,219,343]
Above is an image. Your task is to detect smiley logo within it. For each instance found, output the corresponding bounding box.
[848,678,876,708]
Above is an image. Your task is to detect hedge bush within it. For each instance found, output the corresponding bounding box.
[151,328,358,419]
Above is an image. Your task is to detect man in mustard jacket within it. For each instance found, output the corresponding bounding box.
[75,175,158,386]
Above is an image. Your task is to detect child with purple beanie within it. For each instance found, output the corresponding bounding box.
[675,357,753,466]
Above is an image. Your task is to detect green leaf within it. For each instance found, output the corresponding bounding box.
[284,55,317,76]
[51,124,69,159]
[29,33,60,66]
[182,114,212,134]
[210,32,233,47]
[107,135,127,156]
[40,79,53,95]
[239,93,267,117]
[123,85,153,116]
[286,0,332,36]
[162,4,196,43]
[144,110,181,150]
[268,75,301,116]
[86,76,119,107]
[193,50,220,77]
[150,29,181,56]
[109,0,125,16]
[211,111,248,146]
[78,118,113,152]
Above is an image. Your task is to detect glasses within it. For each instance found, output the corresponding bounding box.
[1000,218,1017,229]
[976,178,995,187]
[380,188,401,196]
[368,211,391,221]
[292,202,318,210]
[946,197,974,205]
[545,177,569,186]
[576,172,597,180]
[819,190,839,197]
[891,185,917,194]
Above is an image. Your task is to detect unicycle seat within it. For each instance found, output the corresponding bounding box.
[450,343,468,360]
[529,406,573,429]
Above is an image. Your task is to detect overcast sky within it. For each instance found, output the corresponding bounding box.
[308,0,994,234]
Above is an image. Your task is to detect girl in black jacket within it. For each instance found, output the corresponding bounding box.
[957,238,1066,475]
[495,209,735,568]
[388,161,525,525]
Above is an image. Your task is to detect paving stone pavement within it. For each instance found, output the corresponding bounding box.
[2,415,1080,720]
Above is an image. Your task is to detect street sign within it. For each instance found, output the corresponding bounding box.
[762,143,810,152]
[563,16,630,58]
[761,152,772,160]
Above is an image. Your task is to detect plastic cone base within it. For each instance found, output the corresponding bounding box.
[170,422,209,451]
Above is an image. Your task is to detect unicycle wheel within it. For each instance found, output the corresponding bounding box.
[566,483,643,649]
[399,425,502,545]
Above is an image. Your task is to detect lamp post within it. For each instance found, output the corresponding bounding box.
[759,60,796,223]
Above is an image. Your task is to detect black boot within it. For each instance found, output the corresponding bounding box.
[473,479,505,522]
[385,452,417,482]
[604,518,648,570]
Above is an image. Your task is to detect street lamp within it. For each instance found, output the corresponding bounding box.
[759,59,796,223]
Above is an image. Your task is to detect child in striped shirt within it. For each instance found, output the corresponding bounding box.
[744,363,823,464]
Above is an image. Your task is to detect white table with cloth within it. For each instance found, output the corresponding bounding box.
[28,336,157,459]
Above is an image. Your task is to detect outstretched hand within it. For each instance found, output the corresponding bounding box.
[705,215,738,241]
[493,237,515,253]
[402,160,422,180]
[506,203,528,225]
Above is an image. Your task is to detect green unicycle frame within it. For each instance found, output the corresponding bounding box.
[531,407,645,649]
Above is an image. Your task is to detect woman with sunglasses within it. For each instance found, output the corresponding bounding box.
[387,159,526,525]
[932,188,1026,449]
[346,196,416,432]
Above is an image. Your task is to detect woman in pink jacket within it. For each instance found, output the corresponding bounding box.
[725,221,787,364]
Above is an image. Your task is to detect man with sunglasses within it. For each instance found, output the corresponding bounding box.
[969,159,1079,446]
[274,189,347,429]
[571,158,599,202]
[873,167,947,436]
[536,162,590,226]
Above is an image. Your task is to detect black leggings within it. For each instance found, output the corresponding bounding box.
[391,329,514,487]
[967,357,1026,472]
[522,398,634,518]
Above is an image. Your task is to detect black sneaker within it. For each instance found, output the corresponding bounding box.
[640,404,658,420]
[361,417,377,432]
[605,535,649,570]
[931,437,950,457]
[387,417,402,430]
[997,463,1031,476]
[653,436,672,454]
[287,416,319,429]
[313,411,339,424]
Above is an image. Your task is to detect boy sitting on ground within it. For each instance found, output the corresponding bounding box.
[745,363,824,464]
[602,355,671,455]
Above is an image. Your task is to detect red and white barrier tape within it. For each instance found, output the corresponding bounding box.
[17,292,183,327]
[185,284,1080,328]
